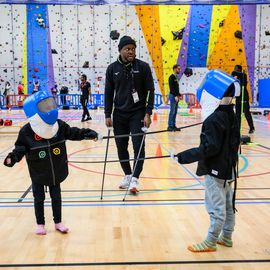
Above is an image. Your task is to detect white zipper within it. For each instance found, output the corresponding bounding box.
[47,140,56,185]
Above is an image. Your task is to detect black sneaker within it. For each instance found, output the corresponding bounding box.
[85,116,92,121]
[173,127,181,131]
[81,118,86,122]
[249,128,255,134]
[167,127,174,132]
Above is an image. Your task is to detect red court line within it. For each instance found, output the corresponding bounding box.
[68,147,270,180]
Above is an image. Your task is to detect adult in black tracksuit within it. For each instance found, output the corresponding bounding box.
[80,74,92,122]
[4,119,98,235]
[104,36,155,193]
[231,65,255,134]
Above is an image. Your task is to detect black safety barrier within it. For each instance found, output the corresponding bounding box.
[69,122,202,164]
[69,154,172,164]
[100,122,202,140]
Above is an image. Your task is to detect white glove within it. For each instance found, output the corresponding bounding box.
[170,150,176,160]
[97,133,103,141]
[141,127,148,133]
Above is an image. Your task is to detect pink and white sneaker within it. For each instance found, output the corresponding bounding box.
[35,224,46,235]
[55,223,69,233]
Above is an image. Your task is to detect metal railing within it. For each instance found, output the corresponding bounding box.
[0,93,164,109]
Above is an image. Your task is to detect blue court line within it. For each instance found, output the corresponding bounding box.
[240,155,270,158]
[239,155,248,174]
[0,149,249,201]
[0,201,269,208]
[0,153,249,201]
[0,183,202,201]
[0,145,14,156]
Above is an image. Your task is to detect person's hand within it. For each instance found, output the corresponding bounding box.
[175,96,179,102]
[176,152,183,164]
[3,153,16,167]
[91,133,103,142]
[90,97,93,103]
[83,129,98,140]
[144,114,151,128]
[96,133,103,142]
[105,117,113,127]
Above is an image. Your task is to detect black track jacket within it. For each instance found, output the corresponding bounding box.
[178,105,240,180]
[104,58,155,118]
[9,120,96,186]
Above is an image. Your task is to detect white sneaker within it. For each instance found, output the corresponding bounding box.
[129,177,140,193]
[119,175,131,189]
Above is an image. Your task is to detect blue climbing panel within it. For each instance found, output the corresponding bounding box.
[258,78,270,108]
[27,5,48,93]
[187,5,212,68]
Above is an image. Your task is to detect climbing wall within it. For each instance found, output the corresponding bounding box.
[47,4,162,94]
[179,68,208,95]
[0,5,14,90]
[136,6,164,97]
[239,5,256,100]
[59,6,78,91]
[27,5,50,93]
[77,6,95,91]
[1,3,270,102]
[254,5,270,104]
[159,5,190,95]
[255,5,270,80]
[207,5,230,63]
[187,5,212,67]
[47,5,61,91]
[0,5,25,92]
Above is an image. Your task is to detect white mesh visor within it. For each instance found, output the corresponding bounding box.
[37,97,57,113]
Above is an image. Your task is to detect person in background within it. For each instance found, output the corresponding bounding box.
[231,65,255,134]
[32,81,40,94]
[60,85,68,107]
[167,64,181,131]
[51,84,58,102]
[18,81,24,96]
[80,74,92,122]
[17,81,24,108]
[3,81,12,109]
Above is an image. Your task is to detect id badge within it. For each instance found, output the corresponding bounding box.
[132,91,139,103]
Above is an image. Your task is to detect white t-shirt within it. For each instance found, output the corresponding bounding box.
[4,84,11,95]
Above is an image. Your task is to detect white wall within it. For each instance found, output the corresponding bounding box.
[0,4,270,98]
[0,5,25,93]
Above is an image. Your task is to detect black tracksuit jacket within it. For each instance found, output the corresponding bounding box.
[104,57,155,118]
[9,119,96,186]
[178,105,240,180]
[168,74,180,97]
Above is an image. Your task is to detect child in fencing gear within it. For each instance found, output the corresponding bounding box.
[4,91,99,235]
[176,70,241,252]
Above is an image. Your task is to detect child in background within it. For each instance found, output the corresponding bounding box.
[32,81,40,94]
[4,91,100,235]
[176,70,241,252]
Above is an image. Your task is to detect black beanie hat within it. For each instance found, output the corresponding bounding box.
[118,36,136,51]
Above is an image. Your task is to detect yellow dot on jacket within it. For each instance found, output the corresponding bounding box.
[53,148,61,155]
